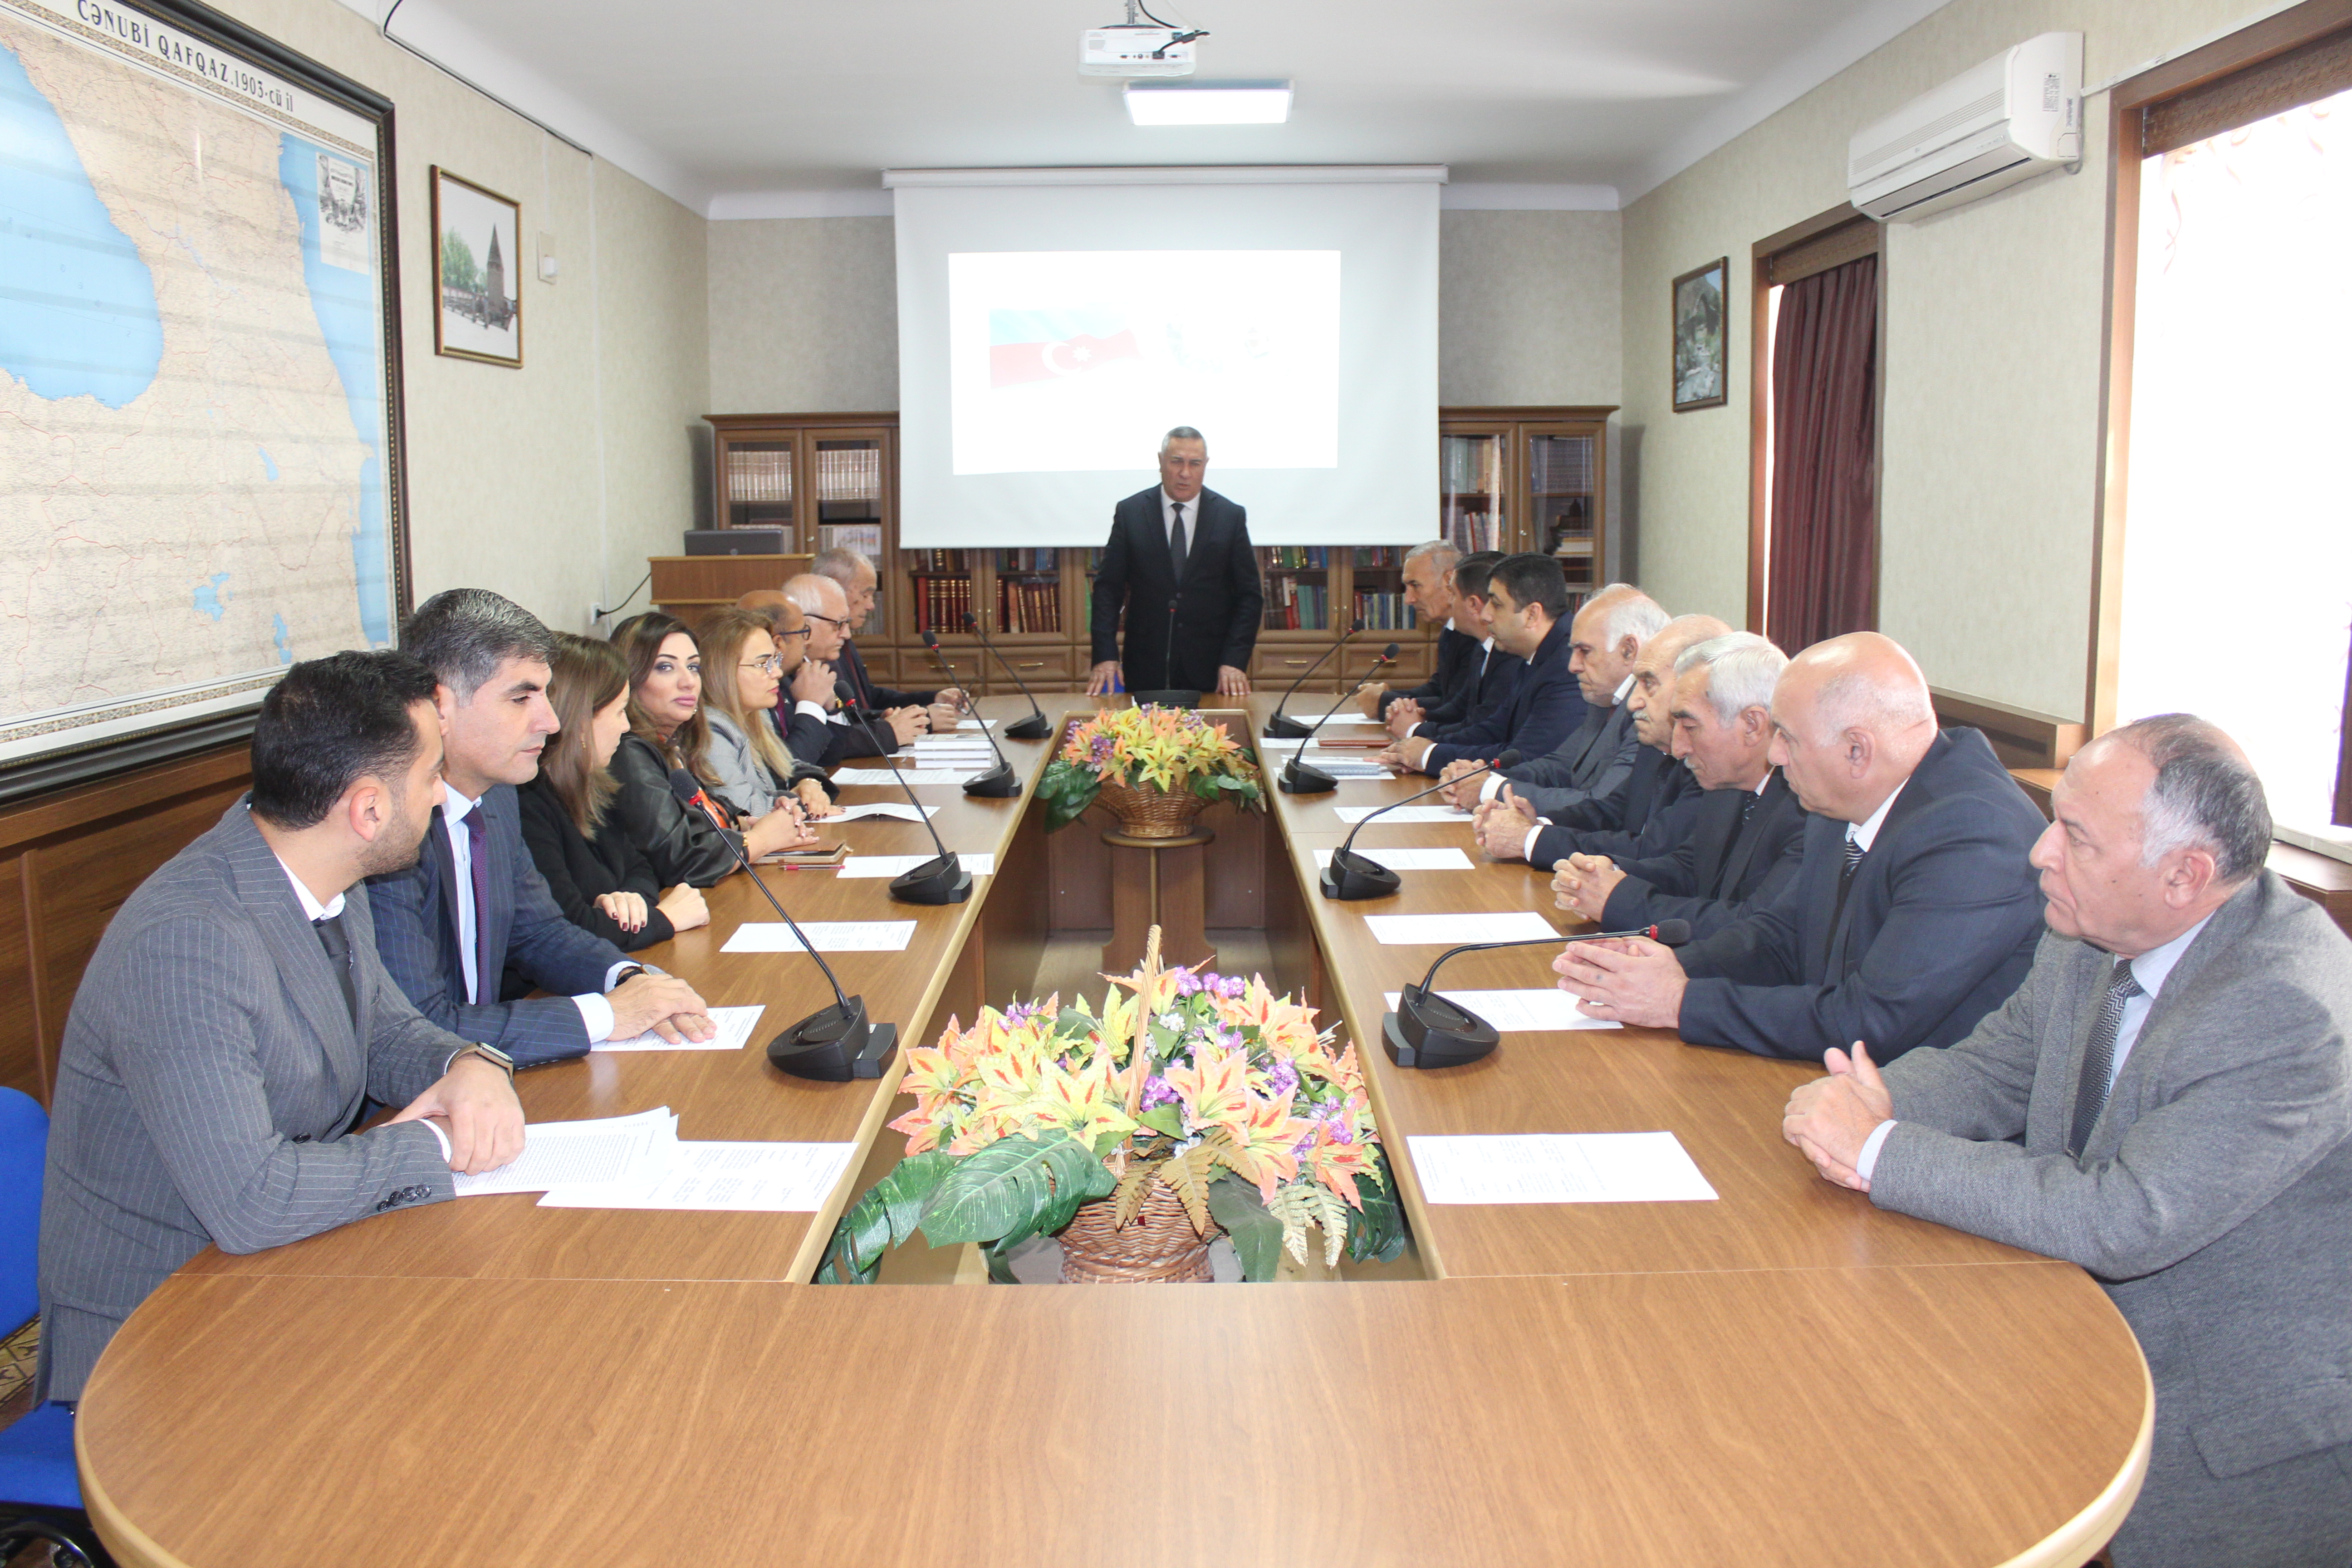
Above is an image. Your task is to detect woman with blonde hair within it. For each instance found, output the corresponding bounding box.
[606,612,815,886]
[515,634,709,951]
[695,607,839,821]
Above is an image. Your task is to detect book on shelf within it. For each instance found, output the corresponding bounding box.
[1350,546,1402,568]
[724,446,792,505]
[995,548,1057,573]
[1263,578,1329,631]
[1260,546,1328,570]
[914,574,975,634]
[1528,435,1592,496]
[1441,435,1500,492]
[995,576,1062,635]
[1441,500,1502,555]
[1350,591,1417,632]
[819,523,882,559]
[907,550,970,573]
[813,445,881,503]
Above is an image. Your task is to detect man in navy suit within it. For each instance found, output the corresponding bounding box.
[1378,554,1585,776]
[1352,540,1469,721]
[1384,551,1508,740]
[1556,632,2047,1063]
[368,590,715,1066]
[1086,427,1264,698]
[812,546,965,732]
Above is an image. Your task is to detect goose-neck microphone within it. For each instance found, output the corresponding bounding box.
[836,679,971,905]
[1384,919,1689,1068]
[1320,748,1519,900]
[922,633,1019,799]
[960,611,1052,740]
[664,768,895,1080]
[1264,617,1363,739]
[1279,640,1399,794]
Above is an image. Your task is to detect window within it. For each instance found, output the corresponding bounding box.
[2098,8,2352,852]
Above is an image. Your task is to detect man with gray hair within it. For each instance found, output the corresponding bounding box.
[810,546,965,734]
[1352,540,1472,723]
[368,588,715,1066]
[1551,632,1806,941]
[787,571,920,760]
[1557,631,2047,1063]
[1783,715,2352,1567]
[1087,426,1263,699]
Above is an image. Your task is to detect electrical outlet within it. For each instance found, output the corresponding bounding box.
[587,603,604,629]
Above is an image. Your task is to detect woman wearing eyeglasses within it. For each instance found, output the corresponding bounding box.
[697,608,840,821]
[606,612,817,886]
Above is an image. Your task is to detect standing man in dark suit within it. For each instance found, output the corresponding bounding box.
[1086,426,1264,698]
[37,652,525,1402]
[1552,632,1807,943]
[1557,632,2048,1063]
[369,590,715,1067]
[1784,717,2352,1568]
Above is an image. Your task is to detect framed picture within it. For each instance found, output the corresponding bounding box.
[431,167,523,367]
[1671,257,1729,412]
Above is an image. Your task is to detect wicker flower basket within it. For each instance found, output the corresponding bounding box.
[1058,1181,1218,1283]
[1094,776,1211,839]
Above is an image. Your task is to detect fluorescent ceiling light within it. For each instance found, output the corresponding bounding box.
[1124,80,1293,126]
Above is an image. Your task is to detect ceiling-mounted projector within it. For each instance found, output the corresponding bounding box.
[1079,24,1199,78]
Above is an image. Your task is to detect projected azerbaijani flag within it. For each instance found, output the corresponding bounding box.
[988,308,1144,388]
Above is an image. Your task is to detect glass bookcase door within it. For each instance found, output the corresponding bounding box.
[722,441,794,539]
[1258,547,1333,632]
[992,550,1065,639]
[814,437,888,637]
[1528,432,1597,594]
[904,550,975,637]
[1440,433,1507,554]
[1348,547,1418,633]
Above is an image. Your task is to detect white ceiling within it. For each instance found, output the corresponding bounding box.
[346,0,1955,216]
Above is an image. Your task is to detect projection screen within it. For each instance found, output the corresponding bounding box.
[887,166,1441,548]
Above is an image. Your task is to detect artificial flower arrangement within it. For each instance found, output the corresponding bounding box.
[1035,703,1264,832]
[818,941,1406,1284]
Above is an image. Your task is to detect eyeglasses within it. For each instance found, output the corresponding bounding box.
[741,655,784,675]
[804,612,847,631]
[774,624,812,641]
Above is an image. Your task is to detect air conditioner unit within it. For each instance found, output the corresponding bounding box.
[1847,32,2082,222]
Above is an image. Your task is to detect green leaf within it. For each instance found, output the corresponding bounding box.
[819,1149,960,1283]
[979,1236,1021,1284]
[1136,1103,1185,1139]
[1345,1149,1411,1264]
[917,1133,1113,1248]
[1207,1176,1284,1282]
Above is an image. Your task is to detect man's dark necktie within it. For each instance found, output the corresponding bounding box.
[1830,832,1866,929]
[1740,790,1760,825]
[312,912,360,1030]
[1168,502,1188,580]
[2067,960,2144,1158]
[462,808,495,1004]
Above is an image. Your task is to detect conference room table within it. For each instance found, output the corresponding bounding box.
[72,696,2149,1568]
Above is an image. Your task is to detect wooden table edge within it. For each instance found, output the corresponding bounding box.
[1995,1348,2153,1568]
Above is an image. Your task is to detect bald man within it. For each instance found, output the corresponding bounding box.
[1557,632,2048,1064]
[1470,612,1728,859]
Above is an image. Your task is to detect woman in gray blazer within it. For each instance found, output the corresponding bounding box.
[697,608,838,822]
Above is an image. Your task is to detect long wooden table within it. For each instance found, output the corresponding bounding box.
[72,696,2150,1567]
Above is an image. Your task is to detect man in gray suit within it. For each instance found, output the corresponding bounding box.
[1783,715,2352,1567]
[37,652,526,1403]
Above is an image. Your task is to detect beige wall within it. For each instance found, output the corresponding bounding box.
[1439,211,1622,407]
[707,217,898,414]
[1620,0,2252,720]
[201,0,710,637]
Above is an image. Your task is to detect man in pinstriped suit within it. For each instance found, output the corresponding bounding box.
[368,591,714,1066]
[36,652,525,1403]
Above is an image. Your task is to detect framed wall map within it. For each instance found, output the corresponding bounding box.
[0,0,409,794]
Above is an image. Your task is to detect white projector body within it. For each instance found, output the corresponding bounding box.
[1078,26,1197,78]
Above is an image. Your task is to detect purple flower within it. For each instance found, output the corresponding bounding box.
[1264,1060,1299,1097]
[1171,970,1203,997]
[1142,1075,1178,1109]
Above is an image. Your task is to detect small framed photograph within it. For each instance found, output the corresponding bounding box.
[1671,257,1728,412]
[431,167,522,367]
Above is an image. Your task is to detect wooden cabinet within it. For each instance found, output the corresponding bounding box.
[696,406,1611,696]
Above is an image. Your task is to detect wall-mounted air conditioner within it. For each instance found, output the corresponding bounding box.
[1847,32,2082,222]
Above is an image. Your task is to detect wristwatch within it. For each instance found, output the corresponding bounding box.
[446,1041,516,1081]
[611,965,650,988]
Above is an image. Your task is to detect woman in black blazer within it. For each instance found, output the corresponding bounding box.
[514,635,710,955]
[607,613,817,887]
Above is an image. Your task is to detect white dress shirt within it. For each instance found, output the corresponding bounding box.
[441,783,622,1042]
[1853,905,2215,1181]
[269,849,450,1161]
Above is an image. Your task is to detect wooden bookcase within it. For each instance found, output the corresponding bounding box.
[697,407,1614,696]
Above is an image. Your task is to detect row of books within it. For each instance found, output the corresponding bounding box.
[1444,503,1504,555]
[997,549,1058,572]
[905,550,970,572]
[1441,436,1503,492]
[724,447,793,505]
[813,445,881,502]
[1260,546,1329,569]
[912,575,975,633]
[1350,547,1406,568]
[1529,436,1592,496]
[997,578,1063,635]
[1352,592,1419,631]
[1263,578,1331,631]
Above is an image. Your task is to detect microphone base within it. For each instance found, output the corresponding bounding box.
[1262,713,1314,739]
[1002,712,1053,742]
[960,763,1022,799]
[1130,689,1201,710]
[888,854,973,905]
[1382,987,1501,1070]
[1279,760,1338,795]
[769,997,900,1082]
[1318,849,1401,901]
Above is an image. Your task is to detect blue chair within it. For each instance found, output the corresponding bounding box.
[0,1087,113,1568]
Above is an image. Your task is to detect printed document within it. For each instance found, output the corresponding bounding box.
[839,853,995,878]
[1382,989,1618,1031]
[828,802,941,823]
[1333,805,1473,824]
[453,1107,677,1197]
[1317,847,1474,872]
[721,921,918,954]
[539,1142,857,1213]
[595,1004,767,1053]
[1363,912,1558,946]
[1406,1132,1717,1204]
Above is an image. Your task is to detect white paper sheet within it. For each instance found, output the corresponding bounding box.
[1362,912,1559,946]
[838,853,996,878]
[1381,989,1619,1032]
[720,921,918,954]
[538,1142,858,1213]
[1406,1132,1717,1204]
[832,767,987,785]
[1333,805,1473,824]
[453,1108,676,1196]
[594,1004,767,1053]
[1313,763,1394,779]
[1260,734,1384,750]
[828,802,941,823]
[1316,847,1475,871]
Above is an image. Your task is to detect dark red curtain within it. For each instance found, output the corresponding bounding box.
[1765,253,1877,651]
